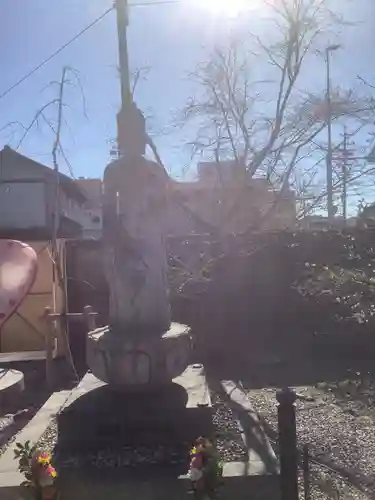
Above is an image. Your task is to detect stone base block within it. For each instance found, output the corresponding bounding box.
[86,323,192,387]
[57,365,212,453]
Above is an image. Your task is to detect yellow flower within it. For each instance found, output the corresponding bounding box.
[37,453,51,465]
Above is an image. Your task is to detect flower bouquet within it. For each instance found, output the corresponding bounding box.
[188,437,223,499]
[14,441,58,500]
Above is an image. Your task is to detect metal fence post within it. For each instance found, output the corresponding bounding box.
[84,305,96,331]
[277,387,299,500]
[303,444,310,500]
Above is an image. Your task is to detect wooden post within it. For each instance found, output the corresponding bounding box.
[43,307,55,389]
[277,388,299,500]
[42,307,98,385]
[83,305,96,331]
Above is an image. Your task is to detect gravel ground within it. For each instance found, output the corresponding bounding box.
[36,389,248,469]
[211,392,248,462]
[244,378,375,500]
[0,361,73,459]
[297,462,369,500]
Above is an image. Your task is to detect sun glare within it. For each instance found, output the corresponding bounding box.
[199,0,255,17]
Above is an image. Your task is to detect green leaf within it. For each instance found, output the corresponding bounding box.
[20,480,33,488]
[19,457,29,468]
[15,442,24,449]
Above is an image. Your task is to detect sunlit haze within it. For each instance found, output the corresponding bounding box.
[198,0,257,17]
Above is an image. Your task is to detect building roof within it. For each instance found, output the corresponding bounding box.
[74,178,102,208]
[0,146,87,204]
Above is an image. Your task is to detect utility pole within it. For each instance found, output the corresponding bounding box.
[116,0,132,108]
[114,0,146,158]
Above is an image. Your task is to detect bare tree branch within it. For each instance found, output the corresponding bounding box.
[180,0,374,233]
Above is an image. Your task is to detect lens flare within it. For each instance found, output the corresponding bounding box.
[199,0,256,17]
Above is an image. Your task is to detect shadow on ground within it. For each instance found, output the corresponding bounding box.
[0,359,75,450]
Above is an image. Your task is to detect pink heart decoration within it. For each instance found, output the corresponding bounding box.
[0,240,38,329]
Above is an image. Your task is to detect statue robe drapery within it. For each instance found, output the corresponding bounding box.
[102,156,171,335]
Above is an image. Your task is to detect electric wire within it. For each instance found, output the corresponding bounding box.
[0,1,183,102]
[0,6,115,101]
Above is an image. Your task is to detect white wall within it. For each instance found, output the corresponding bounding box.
[0,182,47,228]
[60,190,85,224]
[82,207,102,231]
[60,191,102,239]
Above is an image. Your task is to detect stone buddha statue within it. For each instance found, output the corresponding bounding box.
[102,103,171,335]
[86,103,191,387]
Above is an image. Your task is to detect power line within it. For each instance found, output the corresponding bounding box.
[0,0,183,104]
[0,1,181,103]
[0,6,115,102]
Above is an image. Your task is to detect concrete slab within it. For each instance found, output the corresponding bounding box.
[0,350,57,363]
[0,369,24,396]
[173,364,211,408]
[0,389,71,486]
[61,372,104,407]
[221,380,279,475]
[0,369,24,409]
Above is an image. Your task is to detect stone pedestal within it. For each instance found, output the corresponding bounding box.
[56,365,213,454]
[86,323,192,387]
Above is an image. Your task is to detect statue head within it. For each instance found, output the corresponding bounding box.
[117,102,146,158]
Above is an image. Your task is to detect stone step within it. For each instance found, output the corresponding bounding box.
[53,467,280,500]
[1,467,280,500]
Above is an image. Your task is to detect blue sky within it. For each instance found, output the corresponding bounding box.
[0,0,374,187]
